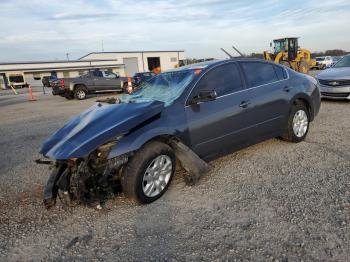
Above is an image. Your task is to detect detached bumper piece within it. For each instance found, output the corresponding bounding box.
[43,165,65,209]
[170,139,210,185]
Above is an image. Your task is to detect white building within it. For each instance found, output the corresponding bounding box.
[80,51,185,76]
[0,50,185,89]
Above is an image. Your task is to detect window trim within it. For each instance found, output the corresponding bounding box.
[184,61,289,108]
[239,61,282,88]
[185,61,245,106]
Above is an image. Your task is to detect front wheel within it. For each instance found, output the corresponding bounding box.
[122,141,175,204]
[281,102,310,143]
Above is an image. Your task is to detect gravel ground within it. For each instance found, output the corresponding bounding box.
[0,91,349,261]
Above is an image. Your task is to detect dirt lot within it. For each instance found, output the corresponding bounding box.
[0,89,349,261]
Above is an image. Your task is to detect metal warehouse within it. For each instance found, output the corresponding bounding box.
[80,50,185,76]
[0,50,185,89]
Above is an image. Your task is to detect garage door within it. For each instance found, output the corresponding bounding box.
[24,73,42,87]
[123,57,139,77]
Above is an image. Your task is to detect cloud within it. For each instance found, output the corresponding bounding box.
[0,0,349,61]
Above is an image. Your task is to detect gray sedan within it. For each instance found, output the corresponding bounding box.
[316,55,350,100]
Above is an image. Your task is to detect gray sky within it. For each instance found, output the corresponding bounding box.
[1,0,349,61]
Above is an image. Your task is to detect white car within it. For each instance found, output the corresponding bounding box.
[315,56,333,69]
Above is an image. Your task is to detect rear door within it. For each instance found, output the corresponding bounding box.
[185,62,256,159]
[239,61,290,138]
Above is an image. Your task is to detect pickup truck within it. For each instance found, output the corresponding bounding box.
[52,70,128,100]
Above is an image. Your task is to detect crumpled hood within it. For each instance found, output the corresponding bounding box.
[40,101,164,160]
[316,67,350,80]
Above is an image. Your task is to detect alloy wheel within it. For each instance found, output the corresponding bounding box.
[142,155,173,197]
[292,110,308,137]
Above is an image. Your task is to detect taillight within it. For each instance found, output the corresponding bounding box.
[60,79,65,88]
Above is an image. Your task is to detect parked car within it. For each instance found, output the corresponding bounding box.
[39,58,321,208]
[132,72,156,85]
[327,56,343,68]
[52,69,128,100]
[42,75,57,87]
[314,56,333,69]
[316,54,350,100]
[122,72,156,93]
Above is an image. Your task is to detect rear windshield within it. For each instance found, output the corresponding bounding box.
[120,70,195,106]
[316,57,325,61]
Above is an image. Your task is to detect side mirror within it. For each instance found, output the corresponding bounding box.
[190,90,217,104]
[115,74,120,78]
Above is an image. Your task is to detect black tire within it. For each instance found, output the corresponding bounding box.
[74,85,87,100]
[298,61,309,74]
[281,102,310,143]
[122,141,176,204]
[64,92,74,100]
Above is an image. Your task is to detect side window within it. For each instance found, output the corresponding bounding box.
[103,71,116,79]
[273,65,287,80]
[93,70,103,78]
[241,62,278,87]
[194,63,243,96]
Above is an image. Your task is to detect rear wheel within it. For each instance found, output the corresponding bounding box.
[282,102,310,143]
[74,85,87,100]
[298,61,309,74]
[122,141,175,204]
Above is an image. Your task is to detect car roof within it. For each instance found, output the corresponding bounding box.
[167,58,271,73]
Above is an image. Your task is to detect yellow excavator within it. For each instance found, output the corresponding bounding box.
[263,37,316,73]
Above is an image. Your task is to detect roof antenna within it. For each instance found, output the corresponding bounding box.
[220,48,233,58]
[232,45,244,57]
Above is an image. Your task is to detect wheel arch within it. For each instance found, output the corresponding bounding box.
[107,128,181,160]
[290,95,314,121]
[73,83,88,92]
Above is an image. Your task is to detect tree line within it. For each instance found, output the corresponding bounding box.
[249,49,348,58]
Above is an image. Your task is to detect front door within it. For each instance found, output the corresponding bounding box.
[102,71,121,90]
[185,62,254,159]
[92,70,108,91]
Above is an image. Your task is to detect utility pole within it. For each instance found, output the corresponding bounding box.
[102,40,104,52]
[66,53,70,61]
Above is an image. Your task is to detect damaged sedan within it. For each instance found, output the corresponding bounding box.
[39,58,321,208]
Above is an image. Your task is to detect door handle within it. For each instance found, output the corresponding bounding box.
[239,101,250,108]
[283,86,293,92]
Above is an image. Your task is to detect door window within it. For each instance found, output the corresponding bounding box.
[92,70,103,78]
[241,62,278,87]
[103,71,117,79]
[273,65,287,80]
[193,63,243,97]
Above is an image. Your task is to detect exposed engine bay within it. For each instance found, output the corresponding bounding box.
[42,141,130,209]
